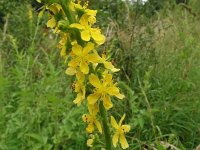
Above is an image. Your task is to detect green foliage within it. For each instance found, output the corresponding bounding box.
[0,0,200,149]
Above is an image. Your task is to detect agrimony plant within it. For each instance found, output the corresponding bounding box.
[37,0,130,149]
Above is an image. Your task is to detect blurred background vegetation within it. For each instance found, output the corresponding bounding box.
[0,0,200,149]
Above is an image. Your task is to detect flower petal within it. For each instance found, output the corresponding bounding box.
[73,93,84,106]
[111,67,120,72]
[90,28,105,44]
[81,30,91,41]
[119,114,126,126]
[72,43,82,56]
[86,123,94,133]
[83,42,94,55]
[87,54,101,63]
[87,93,101,105]
[94,120,102,134]
[68,58,80,68]
[85,9,97,17]
[104,61,120,72]
[88,103,98,115]
[111,116,119,129]
[65,67,76,75]
[119,134,129,149]
[112,133,119,148]
[70,23,84,29]
[60,45,67,57]
[69,1,75,11]
[107,86,120,96]
[89,74,102,88]
[80,14,89,26]
[116,93,125,99]
[103,95,113,110]
[104,61,114,70]
[76,71,85,82]
[102,73,112,87]
[47,17,56,28]
[121,125,131,133]
[48,4,58,14]
[80,61,89,74]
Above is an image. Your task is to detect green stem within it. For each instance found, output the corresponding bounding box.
[60,0,84,46]
[60,0,74,24]
[99,101,112,150]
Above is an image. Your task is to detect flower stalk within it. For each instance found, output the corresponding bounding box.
[99,101,112,150]
[38,0,130,149]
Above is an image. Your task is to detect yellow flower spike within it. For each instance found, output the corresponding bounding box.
[82,104,102,134]
[73,72,85,106]
[68,42,101,74]
[111,114,130,149]
[41,1,130,149]
[87,73,125,110]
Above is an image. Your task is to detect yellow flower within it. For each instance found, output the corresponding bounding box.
[100,54,120,72]
[46,3,64,30]
[68,42,101,74]
[87,134,95,147]
[111,114,130,149]
[73,72,85,106]
[70,0,97,25]
[87,73,125,110]
[58,33,70,58]
[82,104,102,133]
[70,14,105,45]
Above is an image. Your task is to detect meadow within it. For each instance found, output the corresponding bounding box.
[0,0,200,149]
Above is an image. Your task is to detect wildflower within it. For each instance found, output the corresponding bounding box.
[46,3,64,30]
[73,72,85,106]
[58,33,70,58]
[70,0,97,25]
[70,14,105,45]
[111,114,130,149]
[87,73,125,110]
[68,42,101,74]
[82,104,102,133]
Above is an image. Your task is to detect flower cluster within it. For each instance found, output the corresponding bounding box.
[39,0,130,149]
